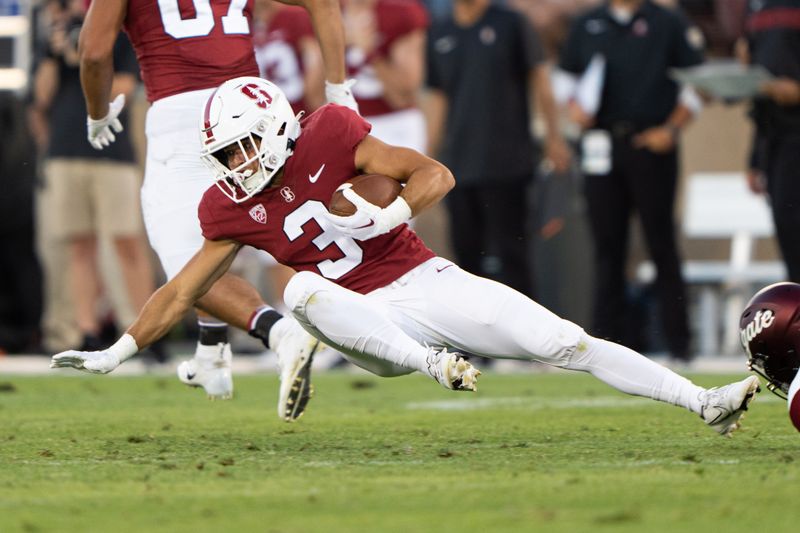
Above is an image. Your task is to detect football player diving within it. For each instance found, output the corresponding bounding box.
[53,76,760,436]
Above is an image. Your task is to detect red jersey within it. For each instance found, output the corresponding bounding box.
[124,0,259,102]
[253,7,315,114]
[198,104,435,294]
[347,0,428,117]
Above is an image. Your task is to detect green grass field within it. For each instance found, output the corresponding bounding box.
[0,370,797,533]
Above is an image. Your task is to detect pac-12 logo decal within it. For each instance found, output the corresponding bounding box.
[241,83,273,109]
[249,204,267,224]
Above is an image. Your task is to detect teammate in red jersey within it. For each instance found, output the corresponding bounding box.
[253,3,324,114]
[54,77,761,436]
[76,0,358,419]
[342,0,428,151]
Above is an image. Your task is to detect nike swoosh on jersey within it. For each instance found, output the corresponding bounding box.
[436,264,454,273]
[354,220,375,229]
[309,164,326,183]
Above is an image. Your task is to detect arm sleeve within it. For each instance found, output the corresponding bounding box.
[519,13,545,68]
[316,104,372,152]
[425,25,444,90]
[669,12,704,68]
[558,17,586,74]
[198,192,223,241]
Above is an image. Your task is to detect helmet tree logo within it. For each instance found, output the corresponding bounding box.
[740,309,775,356]
[241,83,273,109]
[249,204,267,224]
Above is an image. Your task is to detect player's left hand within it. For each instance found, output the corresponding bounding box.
[325,80,360,114]
[50,350,121,374]
[325,186,411,241]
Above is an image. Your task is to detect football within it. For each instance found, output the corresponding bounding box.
[328,174,402,216]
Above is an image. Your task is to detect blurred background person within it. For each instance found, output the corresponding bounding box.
[558,0,704,361]
[0,93,42,354]
[30,0,157,354]
[253,0,325,114]
[425,0,570,300]
[343,0,429,152]
[738,0,800,282]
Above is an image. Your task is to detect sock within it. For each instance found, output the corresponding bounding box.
[247,306,283,349]
[198,318,228,346]
[567,335,704,414]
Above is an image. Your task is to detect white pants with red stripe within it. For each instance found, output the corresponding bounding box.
[140,89,217,279]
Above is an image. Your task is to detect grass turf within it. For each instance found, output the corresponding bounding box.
[0,371,797,533]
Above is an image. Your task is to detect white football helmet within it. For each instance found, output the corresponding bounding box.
[200,76,301,203]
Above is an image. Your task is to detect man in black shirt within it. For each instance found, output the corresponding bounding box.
[425,0,569,298]
[31,3,156,353]
[559,0,704,360]
[741,0,800,282]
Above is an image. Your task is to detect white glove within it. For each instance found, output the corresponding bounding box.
[50,350,121,374]
[49,333,138,374]
[325,79,360,114]
[325,185,411,241]
[86,93,126,150]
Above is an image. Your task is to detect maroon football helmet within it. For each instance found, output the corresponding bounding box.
[740,282,800,398]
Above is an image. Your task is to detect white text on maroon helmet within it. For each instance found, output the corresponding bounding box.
[740,309,775,356]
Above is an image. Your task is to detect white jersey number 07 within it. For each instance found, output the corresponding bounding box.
[157,0,249,39]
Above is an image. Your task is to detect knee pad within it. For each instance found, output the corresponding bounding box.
[283,271,332,313]
[541,319,585,366]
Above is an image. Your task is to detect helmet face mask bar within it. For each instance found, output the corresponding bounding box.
[740,282,800,399]
[199,77,301,204]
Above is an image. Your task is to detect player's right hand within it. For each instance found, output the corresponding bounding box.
[50,350,121,374]
[86,93,125,150]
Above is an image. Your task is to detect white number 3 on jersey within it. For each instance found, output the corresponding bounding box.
[284,201,364,280]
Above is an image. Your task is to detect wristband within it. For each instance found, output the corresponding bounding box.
[382,196,412,230]
[107,333,139,363]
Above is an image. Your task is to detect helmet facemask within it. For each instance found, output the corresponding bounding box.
[205,130,284,203]
[747,350,799,399]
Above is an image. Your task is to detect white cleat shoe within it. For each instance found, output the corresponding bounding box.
[426,348,481,391]
[176,342,233,400]
[699,375,760,436]
[271,318,320,422]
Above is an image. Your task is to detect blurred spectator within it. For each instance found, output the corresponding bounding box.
[740,0,800,282]
[425,0,570,298]
[558,0,704,360]
[343,0,430,152]
[680,0,748,56]
[253,1,325,114]
[0,91,42,353]
[31,0,156,353]
[508,0,603,59]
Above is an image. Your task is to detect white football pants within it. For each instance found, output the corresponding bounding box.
[140,89,216,279]
[285,257,705,413]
